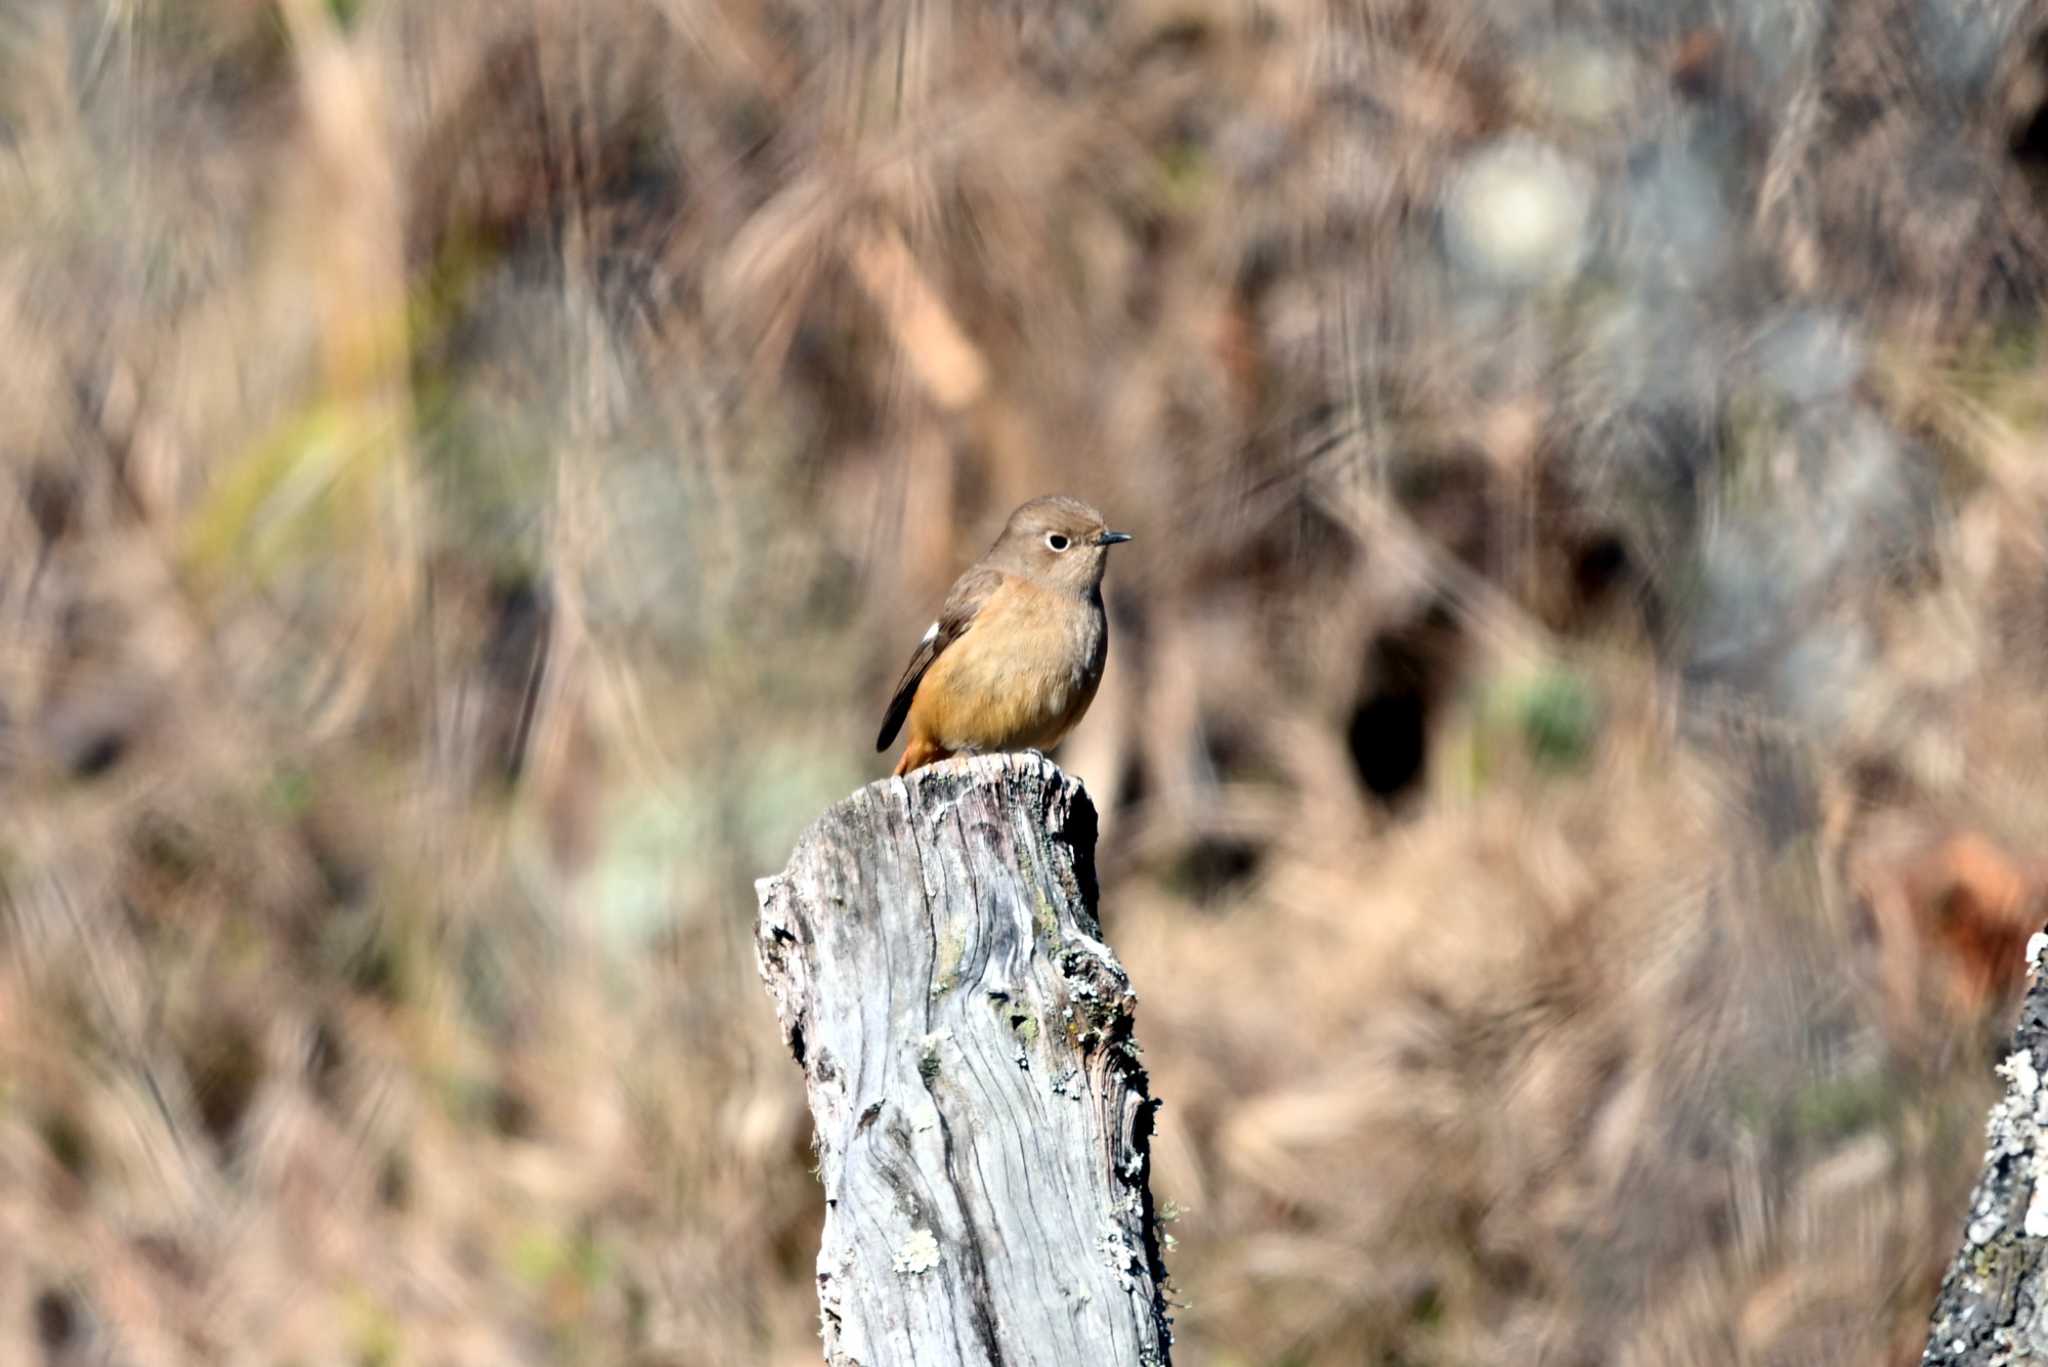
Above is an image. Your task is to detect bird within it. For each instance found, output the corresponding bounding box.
[877,495,1132,777]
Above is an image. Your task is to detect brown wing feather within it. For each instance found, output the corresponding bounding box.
[875,566,1005,752]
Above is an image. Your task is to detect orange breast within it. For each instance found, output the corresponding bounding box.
[908,578,1108,754]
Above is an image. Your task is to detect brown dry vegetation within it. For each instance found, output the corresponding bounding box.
[6,0,2048,1363]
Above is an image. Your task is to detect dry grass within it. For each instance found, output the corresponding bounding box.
[5,0,2048,1363]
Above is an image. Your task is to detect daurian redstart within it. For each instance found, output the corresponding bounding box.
[877,495,1132,776]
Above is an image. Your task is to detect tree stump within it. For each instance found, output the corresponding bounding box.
[755,753,1174,1366]
[1924,933,2048,1364]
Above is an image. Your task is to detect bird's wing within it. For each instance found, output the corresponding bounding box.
[875,566,1006,752]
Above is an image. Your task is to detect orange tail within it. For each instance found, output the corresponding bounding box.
[893,735,951,776]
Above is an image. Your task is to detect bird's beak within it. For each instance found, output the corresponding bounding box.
[1095,530,1133,546]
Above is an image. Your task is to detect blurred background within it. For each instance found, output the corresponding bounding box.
[6,0,2048,1362]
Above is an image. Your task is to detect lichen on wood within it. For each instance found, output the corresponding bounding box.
[1923,933,2048,1365]
[755,752,1173,1366]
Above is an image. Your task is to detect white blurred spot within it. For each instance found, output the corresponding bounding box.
[1442,138,1595,288]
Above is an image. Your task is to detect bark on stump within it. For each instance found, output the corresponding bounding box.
[755,753,1173,1367]
[1925,935,2048,1364]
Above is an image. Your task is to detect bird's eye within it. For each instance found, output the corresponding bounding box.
[1045,533,1070,552]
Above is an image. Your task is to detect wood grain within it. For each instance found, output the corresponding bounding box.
[755,753,1173,1366]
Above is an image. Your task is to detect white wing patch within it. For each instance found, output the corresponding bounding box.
[920,621,940,645]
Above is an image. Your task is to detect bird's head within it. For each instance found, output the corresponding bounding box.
[988,495,1132,593]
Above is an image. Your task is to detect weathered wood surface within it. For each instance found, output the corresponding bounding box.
[1924,934,2048,1365]
[755,752,1173,1366]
